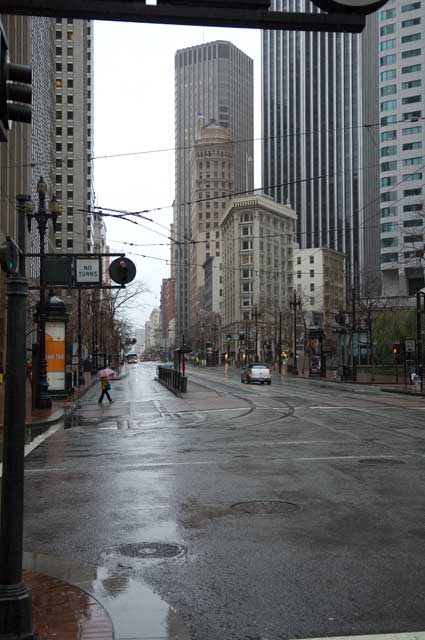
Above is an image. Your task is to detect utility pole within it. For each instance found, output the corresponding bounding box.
[254,307,259,361]
[77,288,85,385]
[0,270,33,638]
[290,291,301,375]
[278,310,282,375]
[416,291,423,390]
[351,277,357,383]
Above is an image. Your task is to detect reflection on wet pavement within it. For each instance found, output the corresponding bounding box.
[23,551,190,640]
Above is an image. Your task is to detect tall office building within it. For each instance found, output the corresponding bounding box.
[262,0,380,289]
[174,40,254,343]
[379,1,425,296]
[54,18,94,256]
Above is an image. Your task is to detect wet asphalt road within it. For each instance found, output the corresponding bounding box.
[23,363,425,640]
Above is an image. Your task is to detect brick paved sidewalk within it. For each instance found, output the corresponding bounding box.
[24,570,114,640]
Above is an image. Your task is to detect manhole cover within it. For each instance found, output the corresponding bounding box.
[358,458,405,466]
[102,542,186,561]
[230,500,300,514]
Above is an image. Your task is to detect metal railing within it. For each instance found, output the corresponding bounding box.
[157,365,187,393]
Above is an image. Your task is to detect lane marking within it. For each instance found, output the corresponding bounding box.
[295,634,425,640]
[24,454,411,473]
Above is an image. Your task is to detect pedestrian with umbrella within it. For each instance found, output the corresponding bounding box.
[97,367,115,404]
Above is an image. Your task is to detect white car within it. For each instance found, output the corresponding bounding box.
[241,363,272,385]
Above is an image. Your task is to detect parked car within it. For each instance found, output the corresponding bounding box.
[241,362,272,385]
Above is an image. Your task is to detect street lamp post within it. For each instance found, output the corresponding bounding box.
[26,177,61,409]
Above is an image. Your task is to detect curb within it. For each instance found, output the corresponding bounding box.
[381,386,424,397]
[27,376,98,429]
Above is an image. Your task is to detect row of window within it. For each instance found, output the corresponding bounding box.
[381,78,422,96]
[381,16,420,36]
[381,156,423,172]
[381,96,422,111]
[381,235,423,247]
[381,63,422,80]
[381,203,423,217]
[380,32,421,51]
[381,186,423,201]
[381,110,422,125]
[381,219,423,232]
[381,3,421,21]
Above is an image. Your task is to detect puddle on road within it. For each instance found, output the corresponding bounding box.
[23,551,190,640]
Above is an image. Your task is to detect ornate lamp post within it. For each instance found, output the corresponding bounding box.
[26,176,61,409]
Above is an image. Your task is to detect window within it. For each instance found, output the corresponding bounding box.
[381,222,399,232]
[402,33,421,43]
[404,234,423,243]
[56,110,62,120]
[381,191,398,202]
[381,84,397,96]
[56,143,62,152]
[56,62,62,72]
[55,239,62,248]
[381,253,399,263]
[403,156,422,165]
[402,49,422,59]
[380,8,396,19]
[310,283,315,292]
[381,176,397,187]
[55,79,62,89]
[381,145,397,156]
[404,203,423,211]
[402,17,421,27]
[67,63,73,72]
[310,269,314,278]
[380,39,396,50]
[403,141,422,151]
[403,110,422,120]
[402,2,421,12]
[67,79,73,88]
[381,161,398,172]
[297,256,301,264]
[381,115,398,125]
[67,95,74,104]
[403,125,422,135]
[403,219,423,227]
[381,206,398,217]
[67,143,73,152]
[381,54,397,66]
[381,69,397,81]
[381,237,399,248]
[381,24,396,35]
[381,99,397,111]
[56,46,62,55]
[380,130,397,142]
[402,79,422,89]
[310,255,314,264]
[66,239,73,249]
[67,223,73,232]
[403,95,422,104]
[403,172,422,180]
[404,187,422,196]
[67,127,73,136]
[297,271,301,279]
[402,63,422,73]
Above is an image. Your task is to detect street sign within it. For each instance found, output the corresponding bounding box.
[45,256,73,286]
[75,258,101,285]
[405,339,416,353]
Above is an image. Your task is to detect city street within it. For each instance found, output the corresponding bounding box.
[23,363,425,640]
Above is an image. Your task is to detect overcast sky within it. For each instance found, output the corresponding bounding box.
[93,20,262,330]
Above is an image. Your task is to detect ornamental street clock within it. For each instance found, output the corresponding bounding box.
[310,0,388,14]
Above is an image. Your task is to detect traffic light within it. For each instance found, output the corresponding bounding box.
[108,256,136,285]
[310,0,387,14]
[0,233,18,274]
[0,26,32,142]
[392,344,400,356]
[226,334,232,341]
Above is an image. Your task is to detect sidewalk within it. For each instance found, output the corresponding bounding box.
[24,570,114,639]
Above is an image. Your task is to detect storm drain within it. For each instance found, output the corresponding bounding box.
[358,458,405,466]
[101,542,186,562]
[230,500,300,515]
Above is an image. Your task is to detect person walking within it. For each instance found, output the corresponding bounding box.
[98,375,113,404]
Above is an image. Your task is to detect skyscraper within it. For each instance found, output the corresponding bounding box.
[54,18,94,255]
[174,40,254,343]
[262,0,379,289]
[379,1,425,296]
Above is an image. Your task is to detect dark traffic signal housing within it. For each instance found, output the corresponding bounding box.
[109,256,136,286]
[0,24,32,142]
[0,233,19,274]
[392,344,400,356]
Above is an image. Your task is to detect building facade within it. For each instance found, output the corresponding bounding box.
[53,18,94,256]
[221,194,296,360]
[262,0,380,289]
[190,123,234,325]
[379,0,425,296]
[174,40,253,344]
[294,247,346,337]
